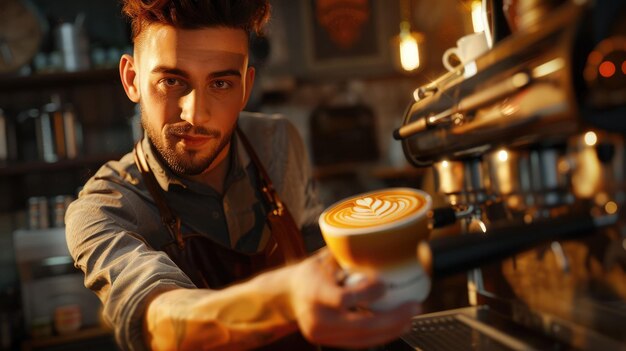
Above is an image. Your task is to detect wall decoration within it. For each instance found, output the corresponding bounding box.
[303,0,393,78]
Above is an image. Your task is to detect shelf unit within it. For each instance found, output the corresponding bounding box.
[0,68,135,212]
[0,153,123,177]
[0,68,121,92]
[0,68,133,350]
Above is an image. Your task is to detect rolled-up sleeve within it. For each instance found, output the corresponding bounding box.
[65,172,195,351]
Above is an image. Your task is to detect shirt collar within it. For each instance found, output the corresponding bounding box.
[140,129,250,194]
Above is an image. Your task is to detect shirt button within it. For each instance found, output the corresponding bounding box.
[212,211,220,219]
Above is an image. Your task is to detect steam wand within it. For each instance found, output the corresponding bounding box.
[417,212,617,279]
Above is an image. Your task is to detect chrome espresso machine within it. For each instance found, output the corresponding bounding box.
[394,0,626,350]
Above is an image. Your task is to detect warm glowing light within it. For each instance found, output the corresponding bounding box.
[599,61,616,78]
[597,39,615,54]
[584,66,597,82]
[584,131,598,146]
[413,88,421,101]
[478,220,487,233]
[497,149,509,162]
[605,201,618,214]
[594,192,609,206]
[441,160,449,168]
[400,36,420,71]
[558,159,571,173]
[398,22,420,71]
[622,61,626,75]
[587,50,603,65]
[471,0,484,33]
[468,280,478,306]
[533,58,565,78]
[524,214,533,224]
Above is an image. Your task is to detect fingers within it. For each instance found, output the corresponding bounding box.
[304,302,422,348]
[340,275,386,310]
[313,268,386,311]
[302,249,413,312]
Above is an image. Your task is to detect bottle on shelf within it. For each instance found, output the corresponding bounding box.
[34,95,84,163]
[0,109,18,163]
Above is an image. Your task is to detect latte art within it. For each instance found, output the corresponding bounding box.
[354,197,405,218]
[321,189,428,232]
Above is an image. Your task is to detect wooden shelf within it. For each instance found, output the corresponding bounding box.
[0,153,124,177]
[0,69,120,91]
[0,67,133,213]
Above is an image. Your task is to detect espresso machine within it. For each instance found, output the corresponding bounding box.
[394,0,626,349]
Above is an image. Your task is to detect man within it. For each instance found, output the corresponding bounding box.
[65,1,421,350]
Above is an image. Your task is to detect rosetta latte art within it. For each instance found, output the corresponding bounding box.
[324,192,425,229]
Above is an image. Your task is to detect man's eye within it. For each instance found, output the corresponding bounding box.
[163,78,181,86]
[158,78,185,88]
[211,80,232,89]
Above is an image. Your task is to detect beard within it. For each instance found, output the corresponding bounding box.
[141,104,234,176]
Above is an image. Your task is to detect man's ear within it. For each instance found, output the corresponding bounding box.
[120,54,140,103]
[241,66,256,110]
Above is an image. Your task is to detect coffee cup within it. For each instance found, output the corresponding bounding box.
[318,187,432,311]
[442,31,489,73]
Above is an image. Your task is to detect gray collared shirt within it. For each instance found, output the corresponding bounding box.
[65,112,325,350]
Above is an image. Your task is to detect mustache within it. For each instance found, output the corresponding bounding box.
[166,123,221,137]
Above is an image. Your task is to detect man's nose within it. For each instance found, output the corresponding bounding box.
[180,89,209,125]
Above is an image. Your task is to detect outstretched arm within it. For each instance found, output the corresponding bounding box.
[143,249,421,350]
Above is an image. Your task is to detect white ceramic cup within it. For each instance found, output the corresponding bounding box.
[442,31,489,72]
[318,187,432,311]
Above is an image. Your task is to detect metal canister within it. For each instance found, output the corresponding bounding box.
[27,197,49,229]
[51,195,74,227]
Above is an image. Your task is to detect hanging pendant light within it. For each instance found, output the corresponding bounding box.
[397,0,422,72]
[399,21,420,71]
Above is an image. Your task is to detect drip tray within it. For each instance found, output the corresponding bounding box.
[401,307,578,351]
[403,314,516,351]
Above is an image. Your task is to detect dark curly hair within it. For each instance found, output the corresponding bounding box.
[121,0,271,42]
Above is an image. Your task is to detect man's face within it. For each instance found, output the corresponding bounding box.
[128,25,254,175]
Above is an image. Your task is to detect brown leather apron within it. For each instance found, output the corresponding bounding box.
[133,127,316,350]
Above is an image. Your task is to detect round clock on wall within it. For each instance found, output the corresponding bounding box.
[0,0,45,74]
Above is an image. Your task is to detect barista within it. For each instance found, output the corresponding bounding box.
[64,0,421,350]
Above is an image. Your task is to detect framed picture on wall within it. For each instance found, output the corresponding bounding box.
[302,0,395,79]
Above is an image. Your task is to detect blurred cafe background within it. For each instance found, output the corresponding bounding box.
[0,0,625,350]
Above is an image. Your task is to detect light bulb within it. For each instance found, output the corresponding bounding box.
[399,22,420,71]
[497,149,509,162]
[584,131,597,146]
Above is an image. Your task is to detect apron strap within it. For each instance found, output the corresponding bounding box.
[133,140,184,249]
[132,128,308,261]
[235,127,308,262]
